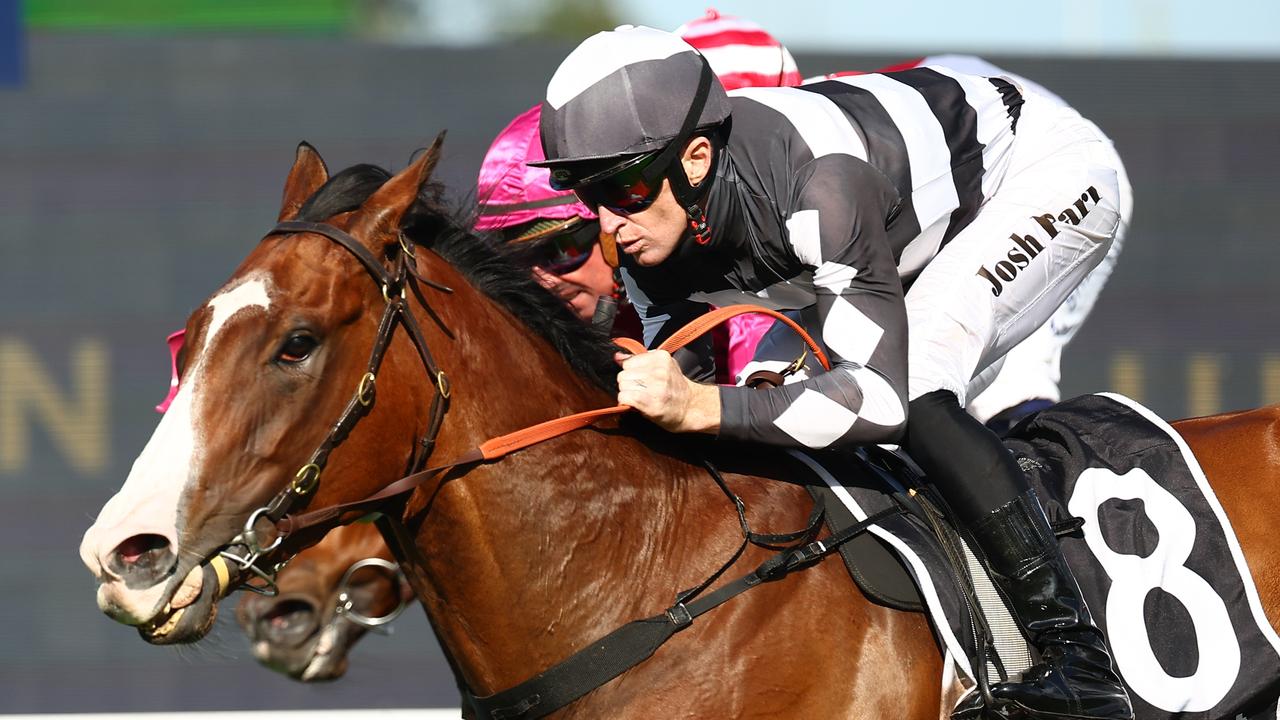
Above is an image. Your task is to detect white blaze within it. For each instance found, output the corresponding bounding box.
[80,276,272,620]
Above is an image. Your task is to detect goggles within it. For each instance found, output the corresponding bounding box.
[509,217,600,275]
[551,151,668,215]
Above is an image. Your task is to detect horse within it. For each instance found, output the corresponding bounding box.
[236,521,409,681]
[237,403,1280,703]
[78,137,1280,719]
[78,138,948,718]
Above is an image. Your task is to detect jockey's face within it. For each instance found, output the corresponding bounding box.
[595,137,714,268]
[596,178,685,267]
[532,242,615,322]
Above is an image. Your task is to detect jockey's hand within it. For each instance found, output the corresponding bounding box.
[615,350,720,434]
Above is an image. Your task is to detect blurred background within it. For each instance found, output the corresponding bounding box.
[2,0,1279,714]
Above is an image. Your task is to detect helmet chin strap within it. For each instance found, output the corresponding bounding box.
[667,139,717,246]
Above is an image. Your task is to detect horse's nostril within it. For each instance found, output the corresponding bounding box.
[107,534,177,588]
[259,598,320,647]
[115,534,169,564]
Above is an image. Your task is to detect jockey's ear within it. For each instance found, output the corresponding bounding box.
[277,142,330,222]
[349,131,445,248]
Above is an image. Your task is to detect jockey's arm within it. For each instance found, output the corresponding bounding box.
[623,156,910,449]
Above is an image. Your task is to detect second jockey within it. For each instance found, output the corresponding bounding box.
[533,26,1131,720]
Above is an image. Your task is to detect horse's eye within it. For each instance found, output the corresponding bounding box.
[277,334,318,364]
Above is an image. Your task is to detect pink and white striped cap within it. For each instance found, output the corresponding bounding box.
[676,8,801,91]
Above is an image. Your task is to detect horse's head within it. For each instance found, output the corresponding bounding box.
[79,138,447,643]
[236,522,407,681]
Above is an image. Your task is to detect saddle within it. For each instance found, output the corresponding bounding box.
[800,393,1280,719]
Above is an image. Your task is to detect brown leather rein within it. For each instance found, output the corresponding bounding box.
[210,219,831,598]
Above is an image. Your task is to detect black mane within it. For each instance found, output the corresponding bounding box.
[297,163,619,392]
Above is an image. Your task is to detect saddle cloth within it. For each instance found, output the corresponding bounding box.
[807,393,1280,719]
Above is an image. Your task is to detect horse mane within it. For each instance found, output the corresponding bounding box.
[297,163,619,392]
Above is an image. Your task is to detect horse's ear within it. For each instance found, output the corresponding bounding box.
[277,142,330,222]
[348,132,446,245]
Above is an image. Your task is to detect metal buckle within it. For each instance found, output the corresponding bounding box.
[665,602,693,628]
[292,463,321,495]
[783,347,809,377]
[435,370,451,399]
[382,282,406,304]
[356,372,376,407]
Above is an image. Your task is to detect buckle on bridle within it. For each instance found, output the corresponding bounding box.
[357,372,377,407]
[382,282,406,304]
[292,463,321,495]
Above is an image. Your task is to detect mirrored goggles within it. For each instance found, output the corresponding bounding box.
[569,151,668,215]
[513,217,600,275]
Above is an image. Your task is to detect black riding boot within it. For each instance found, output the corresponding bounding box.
[903,390,1130,719]
[951,489,1133,720]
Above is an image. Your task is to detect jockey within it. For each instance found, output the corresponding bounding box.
[533,26,1131,720]
[475,105,626,330]
[812,56,1133,436]
[474,15,812,372]
[677,11,1132,436]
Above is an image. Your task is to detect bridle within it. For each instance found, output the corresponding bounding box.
[206,216,837,598]
[191,215,901,720]
[215,219,453,596]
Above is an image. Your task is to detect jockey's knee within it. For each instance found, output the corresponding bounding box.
[904,389,1028,524]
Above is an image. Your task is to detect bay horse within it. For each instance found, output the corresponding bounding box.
[236,521,409,681]
[78,138,1280,719]
[238,404,1280,699]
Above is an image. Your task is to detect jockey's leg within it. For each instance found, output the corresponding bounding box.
[902,91,1131,720]
[906,390,1131,720]
[965,128,1132,436]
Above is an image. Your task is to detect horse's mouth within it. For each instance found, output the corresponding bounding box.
[299,623,354,681]
[136,562,224,644]
[253,618,358,682]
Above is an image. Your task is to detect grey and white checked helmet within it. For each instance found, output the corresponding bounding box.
[533,25,731,184]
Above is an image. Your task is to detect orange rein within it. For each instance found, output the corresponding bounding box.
[273,306,828,552]
[474,305,830,462]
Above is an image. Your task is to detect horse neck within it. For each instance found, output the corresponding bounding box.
[399,267,748,695]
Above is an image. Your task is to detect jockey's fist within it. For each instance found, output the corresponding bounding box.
[614,349,721,434]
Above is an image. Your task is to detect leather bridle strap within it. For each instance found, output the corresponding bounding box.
[254,220,451,530]
[272,220,395,288]
[273,304,830,544]
[654,304,831,372]
[466,305,828,462]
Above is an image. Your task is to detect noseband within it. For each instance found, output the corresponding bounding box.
[216,220,452,596]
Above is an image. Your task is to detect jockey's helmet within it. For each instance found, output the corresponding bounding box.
[531,25,731,217]
[675,9,802,91]
[476,105,600,273]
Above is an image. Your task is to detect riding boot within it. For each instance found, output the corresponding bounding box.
[952,489,1132,720]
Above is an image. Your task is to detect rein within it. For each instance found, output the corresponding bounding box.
[209,217,887,720]
[270,305,832,561]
